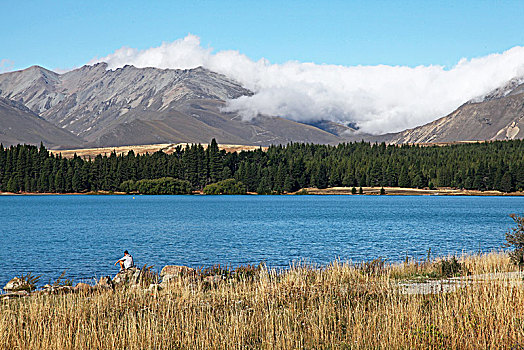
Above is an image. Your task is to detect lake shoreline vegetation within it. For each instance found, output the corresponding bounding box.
[0,139,522,195]
[2,250,524,349]
[2,185,524,196]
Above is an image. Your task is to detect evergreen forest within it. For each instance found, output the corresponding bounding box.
[0,139,523,194]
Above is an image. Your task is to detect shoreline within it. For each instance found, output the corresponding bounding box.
[1,186,523,196]
[2,251,524,348]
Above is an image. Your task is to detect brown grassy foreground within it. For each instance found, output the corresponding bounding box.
[1,252,524,349]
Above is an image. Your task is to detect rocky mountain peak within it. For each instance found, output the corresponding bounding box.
[469,77,524,104]
[0,63,349,147]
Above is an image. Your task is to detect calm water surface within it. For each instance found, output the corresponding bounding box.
[0,195,522,286]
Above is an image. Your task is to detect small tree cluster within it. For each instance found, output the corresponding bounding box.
[203,179,247,195]
[504,214,524,266]
[121,177,192,195]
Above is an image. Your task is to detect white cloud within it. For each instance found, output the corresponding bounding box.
[91,35,524,134]
[0,59,14,73]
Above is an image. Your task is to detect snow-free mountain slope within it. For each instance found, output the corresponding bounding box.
[0,97,84,148]
[387,80,524,144]
[0,64,354,147]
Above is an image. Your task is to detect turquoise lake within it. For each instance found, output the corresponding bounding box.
[1,195,523,286]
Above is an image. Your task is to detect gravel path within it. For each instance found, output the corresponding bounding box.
[398,271,524,295]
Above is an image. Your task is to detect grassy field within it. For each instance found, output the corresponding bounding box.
[1,252,523,349]
[50,143,268,158]
[304,186,524,196]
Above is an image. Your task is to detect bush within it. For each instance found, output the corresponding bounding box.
[52,270,74,287]
[504,214,524,266]
[120,177,192,195]
[439,256,466,277]
[358,257,386,276]
[14,272,41,292]
[203,179,247,195]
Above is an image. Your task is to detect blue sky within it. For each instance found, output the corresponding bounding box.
[1,0,524,71]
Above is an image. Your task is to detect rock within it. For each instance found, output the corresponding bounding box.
[96,276,114,290]
[1,290,30,299]
[112,267,141,287]
[160,265,196,283]
[57,286,74,294]
[3,277,32,292]
[74,283,92,293]
[43,286,74,295]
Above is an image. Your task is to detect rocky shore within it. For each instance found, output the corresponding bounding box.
[1,265,226,300]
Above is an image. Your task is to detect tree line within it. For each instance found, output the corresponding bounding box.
[0,139,523,194]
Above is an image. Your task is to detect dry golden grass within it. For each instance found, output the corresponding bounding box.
[305,186,524,196]
[1,252,524,349]
[51,143,268,159]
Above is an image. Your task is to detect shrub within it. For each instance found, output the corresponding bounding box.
[295,189,309,195]
[52,270,74,287]
[438,256,466,277]
[15,272,41,292]
[504,214,524,266]
[358,257,386,276]
[120,177,192,195]
[120,180,136,193]
[203,179,247,195]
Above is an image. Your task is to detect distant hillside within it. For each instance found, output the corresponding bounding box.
[1,63,524,147]
[0,97,83,148]
[0,64,355,148]
[386,78,524,144]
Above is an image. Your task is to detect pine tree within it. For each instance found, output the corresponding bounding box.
[207,139,223,183]
[500,172,513,193]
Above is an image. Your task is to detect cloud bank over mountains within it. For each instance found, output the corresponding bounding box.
[91,34,524,134]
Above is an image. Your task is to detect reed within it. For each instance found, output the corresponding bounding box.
[1,252,523,349]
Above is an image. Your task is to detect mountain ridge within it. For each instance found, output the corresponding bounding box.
[0,64,355,147]
[386,79,524,144]
[1,63,523,148]
[0,96,84,148]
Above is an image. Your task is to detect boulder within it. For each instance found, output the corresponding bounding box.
[41,286,74,295]
[1,290,30,300]
[96,276,114,290]
[160,265,196,283]
[3,277,32,292]
[74,283,92,293]
[112,267,141,287]
[55,286,74,294]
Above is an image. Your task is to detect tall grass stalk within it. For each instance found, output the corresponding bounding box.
[1,252,523,349]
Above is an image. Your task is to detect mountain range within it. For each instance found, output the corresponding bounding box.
[384,77,524,144]
[0,64,355,148]
[0,63,522,149]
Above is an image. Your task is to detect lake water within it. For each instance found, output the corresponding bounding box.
[0,195,522,286]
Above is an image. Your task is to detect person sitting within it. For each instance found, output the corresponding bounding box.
[114,250,134,271]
